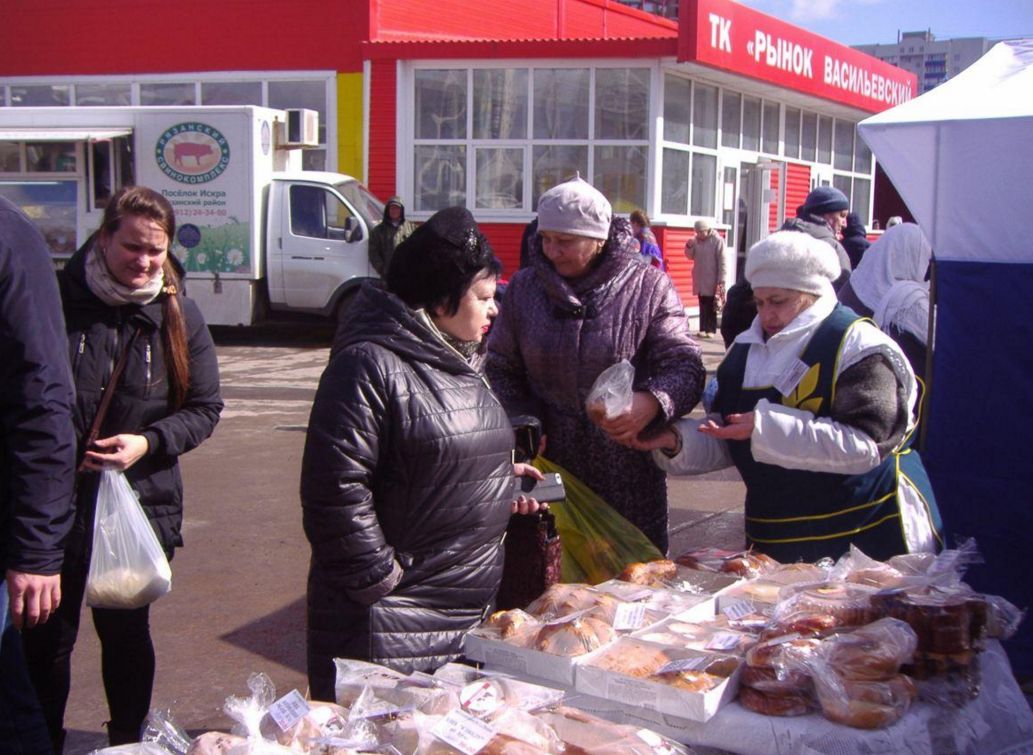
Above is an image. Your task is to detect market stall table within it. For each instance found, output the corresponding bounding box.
[563,642,1032,755]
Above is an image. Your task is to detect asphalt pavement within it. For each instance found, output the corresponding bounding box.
[60,325,742,753]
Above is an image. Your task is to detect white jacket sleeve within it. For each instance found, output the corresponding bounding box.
[751,398,881,474]
[652,417,734,475]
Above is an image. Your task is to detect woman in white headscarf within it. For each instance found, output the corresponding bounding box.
[838,222,932,382]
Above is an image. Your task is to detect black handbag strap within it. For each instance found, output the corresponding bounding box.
[78,326,143,472]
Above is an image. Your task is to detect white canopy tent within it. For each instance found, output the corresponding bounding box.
[859,39,1033,675]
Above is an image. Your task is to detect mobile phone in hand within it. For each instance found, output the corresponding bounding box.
[512,472,566,502]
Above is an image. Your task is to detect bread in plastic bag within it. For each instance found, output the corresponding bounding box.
[533,457,663,584]
[585,359,635,424]
[86,470,172,609]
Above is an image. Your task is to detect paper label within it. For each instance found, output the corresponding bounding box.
[484,646,528,675]
[613,602,647,631]
[267,689,310,732]
[431,709,496,755]
[774,358,811,397]
[721,599,757,621]
[658,656,709,674]
[706,631,743,651]
[460,680,504,716]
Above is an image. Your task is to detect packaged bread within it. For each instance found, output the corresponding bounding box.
[738,685,815,717]
[584,637,738,692]
[616,559,679,586]
[481,609,542,646]
[773,582,879,627]
[525,584,617,621]
[820,618,917,681]
[674,548,780,578]
[633,618,755,656]
[814,673,917,729]
[535,614,616,656]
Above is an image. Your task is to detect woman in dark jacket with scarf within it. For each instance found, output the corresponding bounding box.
[302,207,543,700]
[485,178,706,553]
[22,186,223,750]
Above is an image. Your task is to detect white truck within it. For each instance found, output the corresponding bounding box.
[0,105,384,325]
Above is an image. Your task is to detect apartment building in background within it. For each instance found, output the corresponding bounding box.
[855,31,992,93]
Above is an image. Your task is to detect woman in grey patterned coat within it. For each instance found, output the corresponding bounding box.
[486,179,705,552]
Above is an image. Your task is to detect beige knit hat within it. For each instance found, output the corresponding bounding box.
[745,231,841,296]
[536,177,612,240]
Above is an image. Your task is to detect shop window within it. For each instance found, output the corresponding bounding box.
[661,148,689,215]
[0,143,20,172]
[852,177,871,222]
[594,144,647,213]
[692,83,718,149]
[10,85,70,106]
[784,108,801,159]
[531,145,588,209]
[26,142,76,173]
[801,112,817,162]
[75,83,131,106]
[833,174,851,204]
[833,120,854,171]
[595,68,650,141]
[140,82,195,106]
[473,69,528,140]
[762,101,779,155]
[690,152,716,216]
[414,145,466,211]
[414,70,468,140]
[202,81,263,106]
[533,69,589,140]
[0,180,78,255]
[742,96,761,152]
[270,79,330,148]
[853,131,872,174]
[663,74,691,145]
[721,91,741,149]
[475,147,524,209]
[817,116,833,164]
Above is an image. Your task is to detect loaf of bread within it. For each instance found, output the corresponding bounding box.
[616,559,678,586]
[816,674,917,729]
[535,615,615,656]
[738,686,814,717]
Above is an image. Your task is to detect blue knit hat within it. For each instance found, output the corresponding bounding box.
[801,186,849,216]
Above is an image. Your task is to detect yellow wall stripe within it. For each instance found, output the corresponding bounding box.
[336,72,364,180]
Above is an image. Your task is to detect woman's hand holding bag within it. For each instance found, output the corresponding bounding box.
[86,469,172,609]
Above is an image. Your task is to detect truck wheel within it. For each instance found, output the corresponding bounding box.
[329,288,359,361]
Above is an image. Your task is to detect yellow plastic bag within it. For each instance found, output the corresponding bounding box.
[533,457,663,584]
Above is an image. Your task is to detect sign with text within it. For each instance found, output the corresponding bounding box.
[679,0,916,113]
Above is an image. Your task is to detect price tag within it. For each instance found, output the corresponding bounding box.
[706,631,743,651]
[267,689,310,732]
[432,709,496,755]
[657,656,709,674]
[774,358,811,397]
[460,679,504,716]
[612,602,646,631]
[721,599,756,621]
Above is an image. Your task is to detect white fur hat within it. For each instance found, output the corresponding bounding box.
[536,177,612,240]
[745,231,841,296]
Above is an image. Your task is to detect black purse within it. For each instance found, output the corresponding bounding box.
[496,510,562,611]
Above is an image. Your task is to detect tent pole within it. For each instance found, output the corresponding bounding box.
[919,255,936,453]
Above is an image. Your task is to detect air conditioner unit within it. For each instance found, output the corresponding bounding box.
[285,108,319,147]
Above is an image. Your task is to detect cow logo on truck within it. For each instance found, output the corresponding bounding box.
[155,122,230,184]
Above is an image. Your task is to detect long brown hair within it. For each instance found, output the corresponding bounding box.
[100,186,190,409]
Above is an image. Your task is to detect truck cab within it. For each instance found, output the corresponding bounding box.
[266,172,384,317]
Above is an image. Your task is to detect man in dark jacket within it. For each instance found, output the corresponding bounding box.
[0,197,77,751]
[781,186,851,290]
[368,196,416,277]
[841,211,871,270]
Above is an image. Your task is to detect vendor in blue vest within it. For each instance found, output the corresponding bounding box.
[634,231,943,563]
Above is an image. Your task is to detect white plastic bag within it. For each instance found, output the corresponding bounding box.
[86,470,172,609]
[585,359,635,423]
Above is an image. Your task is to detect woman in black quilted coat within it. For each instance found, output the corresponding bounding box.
[301,207,542,699]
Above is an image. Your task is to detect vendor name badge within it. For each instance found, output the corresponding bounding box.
[774,358,811,397]
[268,689,310,731]
[433,709,496,755]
